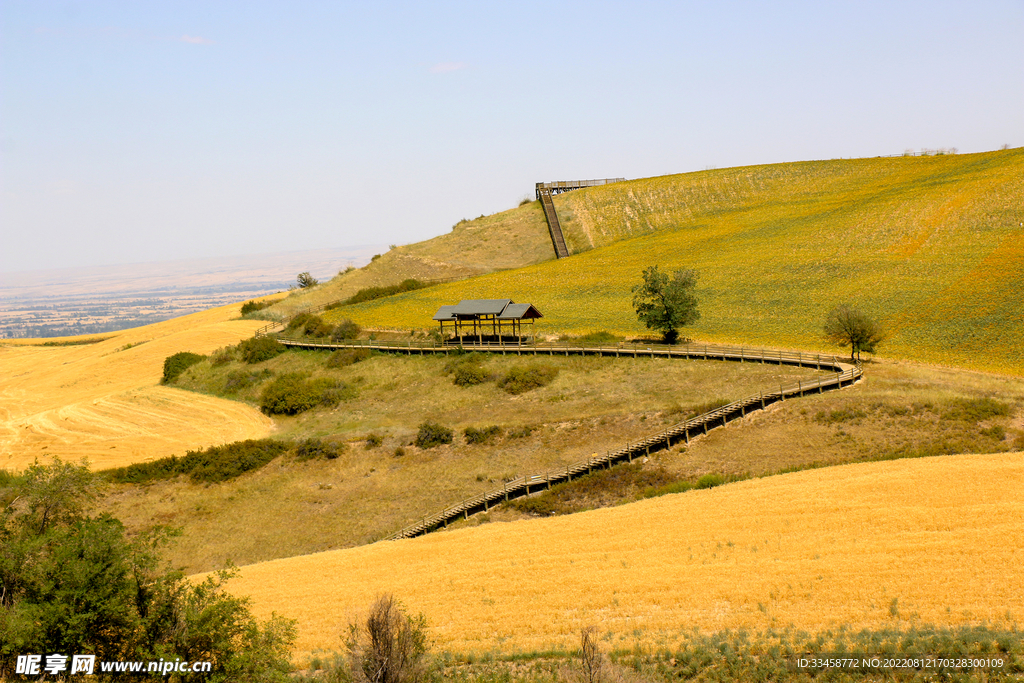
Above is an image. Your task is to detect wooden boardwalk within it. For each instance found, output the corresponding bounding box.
[537,188,569,258]
[274,337,862,540]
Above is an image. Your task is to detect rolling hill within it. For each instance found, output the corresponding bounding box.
[225,452,1024,657]
[0,301,278,471]
[321,149,1024,373]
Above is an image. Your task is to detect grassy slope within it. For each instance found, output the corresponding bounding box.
[109,352,822,572]
[325,149,1024,373]
[226,452,1024,657]
[0,301,276,471]
[266,201,554,318]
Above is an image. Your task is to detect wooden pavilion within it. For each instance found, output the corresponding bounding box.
[433,299,542,344]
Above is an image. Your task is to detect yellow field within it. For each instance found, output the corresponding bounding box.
[0,302,274,471]
[327,149,1024,374]
[225,452,1024,657]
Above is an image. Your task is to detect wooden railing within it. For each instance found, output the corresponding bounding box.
[270,336,862,540]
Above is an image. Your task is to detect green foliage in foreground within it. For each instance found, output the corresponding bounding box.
[162,351,206,384]
[0,459,295,682]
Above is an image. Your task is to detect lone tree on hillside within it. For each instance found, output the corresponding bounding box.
[297,271,319,288]
[824,303,886,361]
[631,266,700,344]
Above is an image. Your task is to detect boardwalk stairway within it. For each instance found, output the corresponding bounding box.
[271,336,863,540]
[537,188,569,258]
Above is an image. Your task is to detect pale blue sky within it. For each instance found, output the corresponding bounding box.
[2,1,1022,273]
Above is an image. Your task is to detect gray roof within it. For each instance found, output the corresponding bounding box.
[498,303,542,320]
[451,299,512,316]
[432,305,458,321]
[433,299,543,322]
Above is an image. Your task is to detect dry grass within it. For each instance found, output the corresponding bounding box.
[0,301,274,471]
[267,202,554,319]
[106,354,821,572]
[223,452,1024,658]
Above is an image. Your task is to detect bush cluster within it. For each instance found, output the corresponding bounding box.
[260,373,353,415]
[238,336,286,363]
[415,422,453,449]
[162,351,206,384]
[453,363,491,387]
[223,368,273,393]
[295,438,347,461]
[464,425,503,445]
[364,434,383,449]
[108,439,290,484]
[497,363,559,395]
[326,348,371,368]
[287,313,334,338]
[240,299,272,316]
[331,318,362,341]
[344,279,426,306]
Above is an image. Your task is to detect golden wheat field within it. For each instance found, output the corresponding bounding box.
[225,452,1024,657]
[0,302,275,471]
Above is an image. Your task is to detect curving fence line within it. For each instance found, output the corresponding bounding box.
[272,337,862,540]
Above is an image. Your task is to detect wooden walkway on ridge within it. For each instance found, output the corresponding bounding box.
[274,336,862,540]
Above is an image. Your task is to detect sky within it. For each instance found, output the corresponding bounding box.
[2,1,1022,274]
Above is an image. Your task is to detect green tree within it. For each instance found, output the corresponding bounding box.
[0,458,296,681]
[631,266,700,344]
[297,272,319,288]
[823,303,886,361]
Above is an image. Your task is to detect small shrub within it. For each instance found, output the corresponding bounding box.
[464,425,503,445]
[287,312,317,331]
[223,369,273,393]
[453,364,490,387]
[238,336,285,364]
[981,425,1006,440]
[240,300,272,316]
[941,397,1012,422]
[507,425,534,439]
[162,352,205,384]
[332,319,362,341]
[210,348,234,366]
[569,330,622,346]
[394,447,405,457]
[326,348,371,368]
[814,407,868,425]
[370,254,381,261]
[297,272,319,288]
[686,398,731,419]
[415,422,453,449]
[309,320,336,338]
[346,594,428,683]
[498,364,559,395]
[295,438,347,461]
[364,434,383,449]
[695,474,726,489]
[260,374,353,415]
